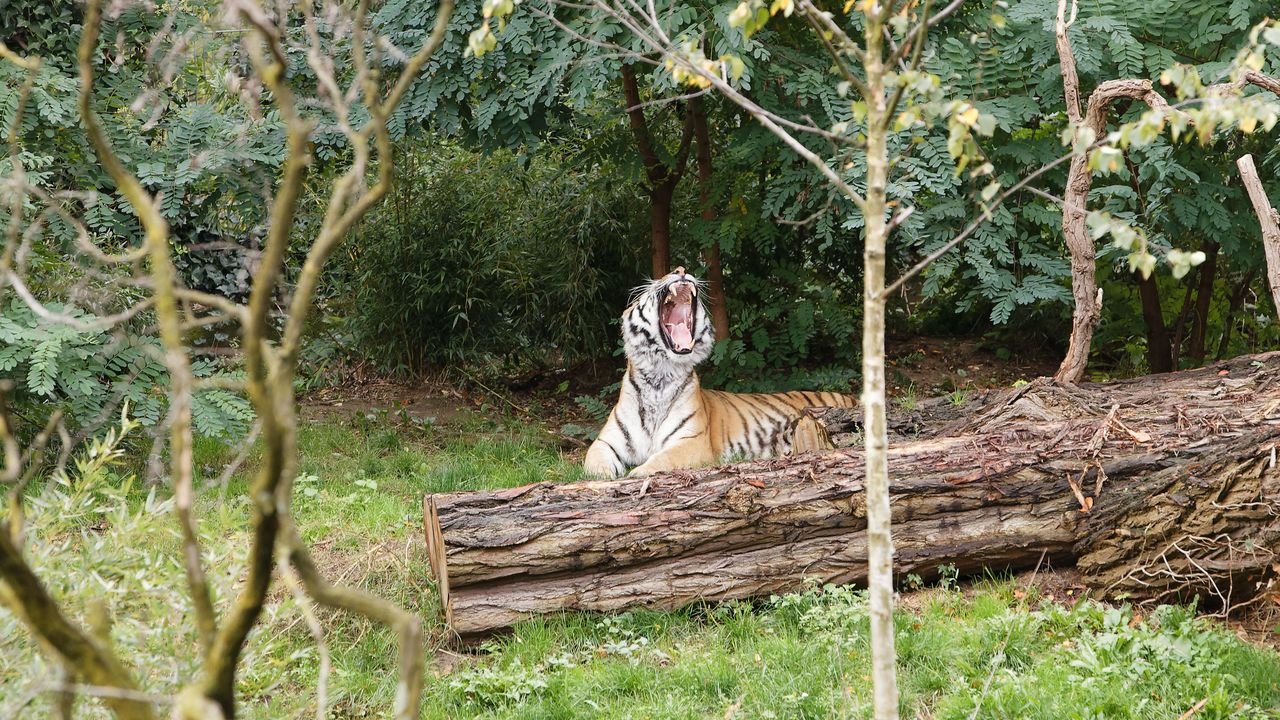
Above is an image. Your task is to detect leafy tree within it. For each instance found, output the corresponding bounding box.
[915,0,1280,375]
[0,0,455,716]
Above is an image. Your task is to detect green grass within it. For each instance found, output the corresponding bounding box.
[3,414,1279,719]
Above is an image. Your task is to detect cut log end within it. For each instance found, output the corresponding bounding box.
[423,495,452,629]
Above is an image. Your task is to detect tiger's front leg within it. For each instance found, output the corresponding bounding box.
[583,437,627,479]
[628,439,716,477]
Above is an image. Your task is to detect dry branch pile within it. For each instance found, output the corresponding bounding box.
[425,354,1280,635]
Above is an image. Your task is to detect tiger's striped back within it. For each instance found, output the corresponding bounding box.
[701,390,857,463]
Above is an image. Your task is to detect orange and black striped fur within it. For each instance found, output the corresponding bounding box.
[583,267,858,478]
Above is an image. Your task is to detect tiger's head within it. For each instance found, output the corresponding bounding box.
[622,266,715,370]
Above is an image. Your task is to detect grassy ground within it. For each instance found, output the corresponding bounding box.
[2,410,1279,719]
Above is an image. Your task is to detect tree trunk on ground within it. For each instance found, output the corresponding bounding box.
[425,353,1280,635]
[1135,271,1172,373]
[621,64,694,279]
[1186,241,1218,366]
[690,95,730,341]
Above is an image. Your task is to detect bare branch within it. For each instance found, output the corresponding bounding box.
[193,2,317,708]
[1055,0,1081,123]
[885,0,932,120]
[78,0,214,650]
[625,85,713,112]
[1236,154,1280,315]
[798,0,870,99]
[926,0,966,26]
[3,271,158,330]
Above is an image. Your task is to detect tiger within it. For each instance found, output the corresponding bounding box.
[582,266,858,478]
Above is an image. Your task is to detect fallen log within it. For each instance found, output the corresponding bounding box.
[425,353,1280,634]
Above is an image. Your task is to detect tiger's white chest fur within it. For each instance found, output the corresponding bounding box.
[615,364,700,462]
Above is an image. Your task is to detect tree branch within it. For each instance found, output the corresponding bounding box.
[669,102,697,185]
[885,0,932,120]
[798,0,870,99]
[1236,153,1280,315]
[926,0,966,27]
[1055,0,1081,124]
[78,0,215,664]
[621,63,668,185]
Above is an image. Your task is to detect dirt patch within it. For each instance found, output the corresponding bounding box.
[886,336,1060,396]
[300,379,475,425]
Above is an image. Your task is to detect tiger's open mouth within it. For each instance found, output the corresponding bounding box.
[660,281,697,354]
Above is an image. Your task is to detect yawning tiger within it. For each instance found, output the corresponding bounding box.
[583,267,858,478]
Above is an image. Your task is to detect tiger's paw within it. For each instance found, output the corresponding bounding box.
[583,442,625,479]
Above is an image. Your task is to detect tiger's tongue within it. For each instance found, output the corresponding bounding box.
[665,320,693,351]
[664,298,694,351]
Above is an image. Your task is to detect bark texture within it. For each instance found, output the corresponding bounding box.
[1237,153,1280,315]
[1054,78,1170,384]
[426,353,1280,634]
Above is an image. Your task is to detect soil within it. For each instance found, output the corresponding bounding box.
[300,380,475,425]
[885,336,1061,395]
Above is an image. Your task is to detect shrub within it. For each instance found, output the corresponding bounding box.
[0,300,253,442]
[334,141,647,374]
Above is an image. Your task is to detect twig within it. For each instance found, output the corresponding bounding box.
[1177,698,1209,720]
[78,0,215,657]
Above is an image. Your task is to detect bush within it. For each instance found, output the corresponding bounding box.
[0,300,253,442]
[335,142,648,374]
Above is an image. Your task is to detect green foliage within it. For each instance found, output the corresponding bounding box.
[936,601,1280,719]
[0,301,252,441]
[1,0,81,69]
[1,3,285,302]
[333,141,647,374]
[911,0,1280,346]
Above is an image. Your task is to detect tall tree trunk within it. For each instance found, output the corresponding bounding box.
[1135,271,1172,373]
[649,183,674,278]
[1186,241,1219,366]
[1216,269,1257,360]
[1168,267,1198,369]
[621,64,694,279]
[861,16,897,720]
[690,95,730,340]
[1052,2,1175,383]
